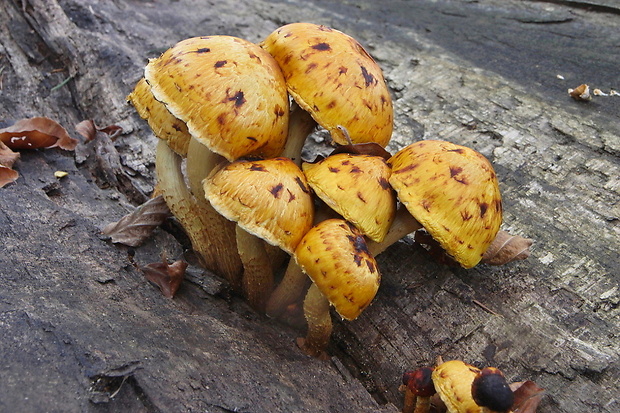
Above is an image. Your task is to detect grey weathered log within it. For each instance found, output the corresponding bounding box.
[0,0,618,412]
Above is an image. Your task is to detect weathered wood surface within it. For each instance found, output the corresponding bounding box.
[1,0,618,412]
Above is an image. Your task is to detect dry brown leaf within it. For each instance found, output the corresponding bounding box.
[0,117,78,150]
[482,230,533,265]
[0,141,20,188]
[142,259,188,298]
[0,165,19,188]
[511,380,545,413]
[102,195,171,247]
[75,119,123,143]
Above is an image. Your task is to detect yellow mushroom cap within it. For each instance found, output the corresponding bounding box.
[204,157,314,254]
[432,360,482,413]
[127,77,191,157]
[389,140,502,268]
[302,153,396,242]
[144,36,289,161]
[294,218,380,321]
[261,23,393,147]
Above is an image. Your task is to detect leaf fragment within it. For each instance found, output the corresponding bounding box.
[511,380,545,413]
[0,141,20,188]
[142,259,187,298]
[0,117,78,150]
[102,195,171,247]
[482,230,533,265]
[75,119,123,143]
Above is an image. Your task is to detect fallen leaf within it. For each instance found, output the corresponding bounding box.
[0,117,78,150]
[0,165,19,188]
[75,119,123,143]
[482,230,533,265]
[568,84,591,102]
[142,259,188,298]
[0,141,20,188]
[511,380,545,413]
[102,195,171,247]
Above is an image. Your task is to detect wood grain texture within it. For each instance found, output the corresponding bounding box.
[0,0,617,412]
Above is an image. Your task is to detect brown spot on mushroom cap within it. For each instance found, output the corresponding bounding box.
[294,219,380,320]
[389,140,502,268]
[311,42,331,51]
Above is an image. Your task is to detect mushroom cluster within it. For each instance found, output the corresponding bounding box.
[400,359,543,413]
[129,23,530,358]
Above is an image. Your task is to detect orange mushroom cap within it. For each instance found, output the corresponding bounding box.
[302,153,396,242]
[262,23,393,147]
[204,157,314,254]
[145,36,289,161]
[127,77,191,157]
[432,360,482,413]
[294,218,380,321]
[389,140,502,268]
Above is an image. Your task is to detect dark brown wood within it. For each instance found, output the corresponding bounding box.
[1,0,618,412]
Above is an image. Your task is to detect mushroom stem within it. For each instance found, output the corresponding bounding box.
[401,386,416,413]
[235,225,274,312]
[185,136,243,292]
[367,206,423,256]
[265,259,307,318]
[156,140,222,272]
[280,101,317,167]
[413,397,431,413]
[266,206,337,319]
[296,282,332,360]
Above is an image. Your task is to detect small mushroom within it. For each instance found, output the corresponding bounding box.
[262,23,393,165]
[432,360,482,413]
[401,367,437,413]
[204,157,314,311]
[142,35,290,289]
[471,368,514,413]
[388,140,503,268]
[266,151,396,317]
[294,219,380,358]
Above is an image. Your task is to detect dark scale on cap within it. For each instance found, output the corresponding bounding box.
[249,163,267,172]
[214,60,227,68]
[229,90,246,108]
[287,189,297,203]
[471,368,514,412]
[357,191,367,203]
[274,105,286,117]
[305,62,318,74]
[270,183,284,199]
[394,163,419,174]
[194,47,211,53]
[311,42,331,51]
[378,177,391,190]
[328,167,340,173]
[350,166,362,174]
[461,210,473,221]
[360,66,376,87]
[479,202,489,218]
[338,66,348,75]
[246,136,257,142]
[295,176,310,193]
[450,166,463,178]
